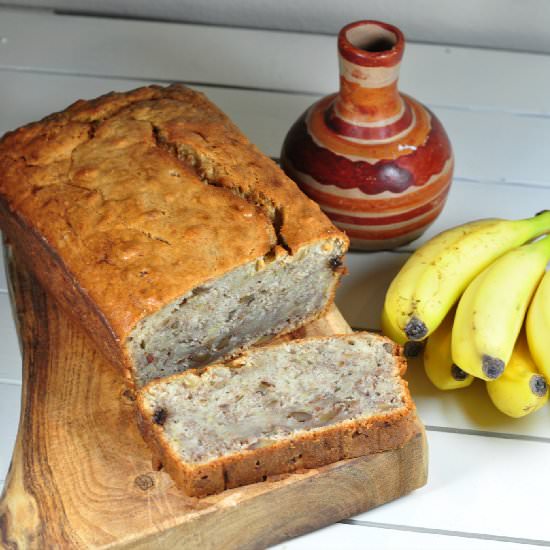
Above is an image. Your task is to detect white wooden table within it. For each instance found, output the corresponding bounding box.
[1,7,550,549]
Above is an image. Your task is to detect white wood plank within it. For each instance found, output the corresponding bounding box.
[0,293,21,383]
[0,382,20,483]
[1,9,550,115]
[410,180,550,249]
[436,109,550,186]
[359,430,550,542]
[274,522,545,550]
[1,71,550,188]
[11,0,550,56]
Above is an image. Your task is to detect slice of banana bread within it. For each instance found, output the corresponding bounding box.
[0,84,348,387]
[137,332,416,497]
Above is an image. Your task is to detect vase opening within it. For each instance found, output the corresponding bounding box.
[338,21,404,67]
[346,25,396,53]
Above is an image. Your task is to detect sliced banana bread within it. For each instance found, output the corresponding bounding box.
[137,332,416,497]
[0,84,348,387]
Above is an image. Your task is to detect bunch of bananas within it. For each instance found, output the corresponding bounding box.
[382,211,550,418]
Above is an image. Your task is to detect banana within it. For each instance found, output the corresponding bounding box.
[486,332,548,417]
[424,309,474,390]
[381,226,479,353]
[382,218,500,343]
[383,211,550,343]
[452,235,550,380]
[380,223,475,346]
[526,269,550,381]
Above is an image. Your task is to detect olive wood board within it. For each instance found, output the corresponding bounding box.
[0,248,428,549]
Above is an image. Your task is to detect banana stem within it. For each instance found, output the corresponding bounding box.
[527,210,550,237]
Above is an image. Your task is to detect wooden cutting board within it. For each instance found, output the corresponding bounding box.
[0,248,428,549]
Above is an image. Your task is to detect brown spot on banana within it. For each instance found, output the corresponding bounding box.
[405,316,428,340]
[529,375,548,397]
[451,364,469,381]
[482,355,505,379]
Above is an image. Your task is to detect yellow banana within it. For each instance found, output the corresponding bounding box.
[383,211,550,343]
[424,309,474,390]
[381,222,495,352]
[383,218,500,343]
[486,332,548,418]
[526,269,550,380]
[452,235,550,380]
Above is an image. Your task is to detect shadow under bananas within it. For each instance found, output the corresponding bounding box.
[404,354,550,435]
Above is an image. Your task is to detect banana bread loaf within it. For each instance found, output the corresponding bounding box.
[137,332,416,497]
[0,84,348,387]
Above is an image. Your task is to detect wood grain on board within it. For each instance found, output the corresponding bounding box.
[0,248,427,549]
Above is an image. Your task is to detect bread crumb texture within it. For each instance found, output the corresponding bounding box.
[141,333,412,464]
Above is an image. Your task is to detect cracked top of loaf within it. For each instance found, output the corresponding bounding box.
[0,84,346,339]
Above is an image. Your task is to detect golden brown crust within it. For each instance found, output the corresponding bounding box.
[0,84,348,378]
[136,332,415,497]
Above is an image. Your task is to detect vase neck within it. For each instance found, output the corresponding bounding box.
[328,21,409,140]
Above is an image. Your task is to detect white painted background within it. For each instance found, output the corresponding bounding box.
[3,0,550,53]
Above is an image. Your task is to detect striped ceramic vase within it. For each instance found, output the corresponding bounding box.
[281,20,454,250]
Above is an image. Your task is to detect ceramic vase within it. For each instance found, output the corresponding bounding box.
[281,20,454,250]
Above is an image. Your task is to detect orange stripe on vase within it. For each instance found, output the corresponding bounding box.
[340,203,445,240]
[325,100,413,140]
[325,188,449,226]
[335,79,403,123]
